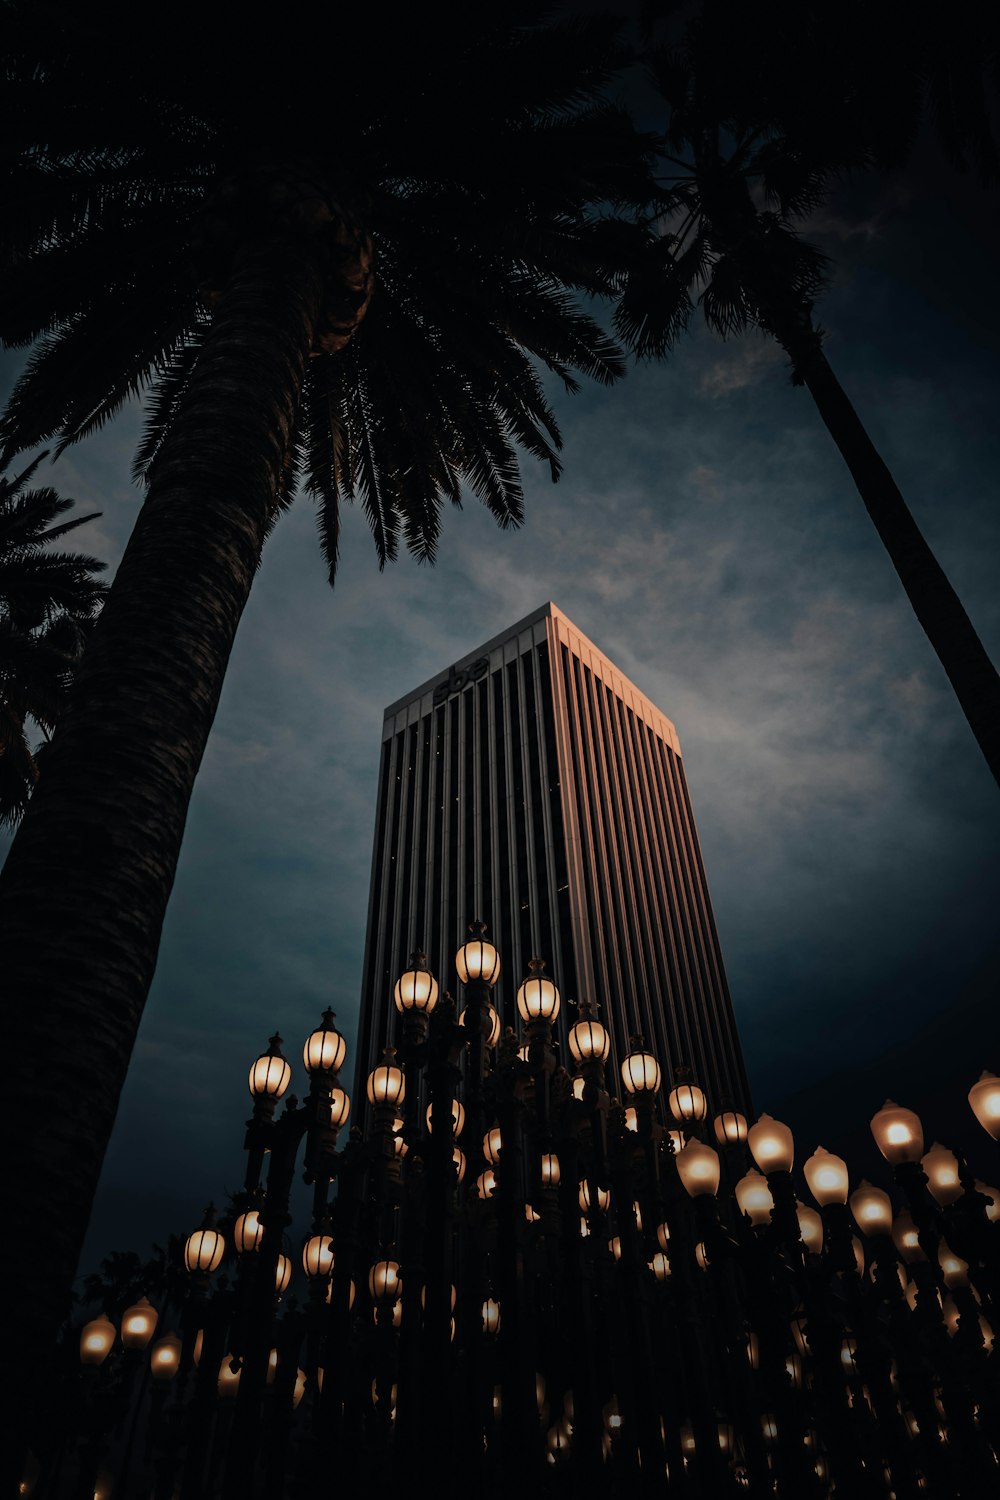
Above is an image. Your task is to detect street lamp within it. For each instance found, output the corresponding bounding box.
[969,1071,1000,1140]
[620,1036,660,1096]
[803,1146,849,1207]
[675,1140,721,1198]
[516,957,560,1023]
[79,1315,116,1367]
[921,1142,963,1206]
[303,1009,347,1076]
[249,1034,292,1102]
[120,1297,158,1353]
[367,1048,406,1109]
[870,1100,924,1165]
[394,951,439,1015]
[184,1208,226,1274]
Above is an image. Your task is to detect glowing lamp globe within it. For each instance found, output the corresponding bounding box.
[668,1078,707,1125]
[735,1169,774,1227]
[329,1086,351,1129]
[649,1251,671,1282]
[426,1098,465,1136]
[568,1001,610,1064]
[274,1254,292,1294]
[969,1071,1000,1140]
[393,952,439,1014]
[482,1297,501,1335]
[121,1297,158,1352]
[303,1010,347,1076]
[366,1047,405,1108]
[80,1315,116,1367]
[939,1241,969,1288]
[184,1223,225,1275]
[849,1180,893,1238]
[870,1100,924,1165]
[149,1333,182,1383]
[218,1355,241,1399]
[796,1203,824,1254]
[540,1153,561,1186]
[455,921,501,986]
[748,1114,794,1175]
[714,1109,748,1147]
[621,1038,660,1096]
[249,1035,291,1100]
[458,1002,501,1047]
[892,1210,926,1264]
[302,1235,335,1280]
[922,1142,963,1206]
[803,1146,849,1207]
[369,1260,401,1304]
[675,1140,721,1198]
[234,1209,264,1254]
[483,1126,503,1165]
[517,958,560,1023]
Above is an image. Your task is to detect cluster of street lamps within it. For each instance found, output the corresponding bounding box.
[27,923,1000,1500]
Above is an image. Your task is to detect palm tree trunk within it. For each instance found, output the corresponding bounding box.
[777,315,1000,788]
[0,236,326,1488]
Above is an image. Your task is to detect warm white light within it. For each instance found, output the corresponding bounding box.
[303,1010,347,1075]
[870,1100,923,1165]
[620,1040,660,1096]
[274,1254,292,1294]
[735,1170,774,1226]
[329,1086,351,1129]
[748,1114,794,1174]
[149,1333,182,1382]
[969,1071,1000,1140]
[218,1355,241,1399]
[234,1209,264,1254]
[458,1003,502,1048]
[803,1146,849,1207]
[648,1251,670,1282]
[796,1203,824,1254]
[922,1142,963,1206]
[668,1079,707,1124]
[675,1140,721,1198]
[302,1235,335,1279]
[568,1002,610,1064]
[366,1048,405,1108]
[477,1167,497,1200]
[369,1260,401,1304]
[578,1180,610,1214]
[713,1110,748,1147]
[850,1181,892,1238]
[482,1297,501,1335]
[426,1098,465,1136]
[455,923,501,986]
[184,1223,225,1275]
[80,1316,116,1367]
[393,954,439,1014]
[249,1037,291,1100]
[121,1297,158,1352]
[483,1126,503,1165]
[540,1153,561,1186]
[516,960,560,1023]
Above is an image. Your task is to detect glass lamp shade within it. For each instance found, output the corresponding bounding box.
[568,1012,610,1064]
[477,1167,497,1200]
[608,1234,622,1262]
[218,1355,242,1399]
[458,1002,501,1047]
[892,1210,926,1264]
[748,1114,794,1175]
[393,955,439,1015]
[329,1086,351,1129]
[620,1042,660,1096]
[80,1315,116,1367]
[392,1117,407,1156]
[234,1209,264,1254]
[668,1079,708,1124]
[850,1180,893,1238]
[149,1333,182,1382]
[366,1048,405,1108]
[184,1225,225,1275]
[540,1153,561,1186]
[939,1241,969,1288]
[274,1254,292,1295]
[516,961,560,1023]
[922,1142,963,1206]
[969,1071,1000,1140]
[303,1011,347,1075]
[870,1100,924,1165]
[694,1242,710,1271]
[452,1146,467,1184]
[666,1128,684,1155]
[426,1098,465,1136]
[656,1221,670,1250]
[578,1180,611,1214]
[796,1203,824,1254]
[483,1126,503,1165]
[803,1146,850,1207]
[368,1260,401,1304]
[248,1039,291,1100]
[482,1297,502,1335]
[455,924,501,987]
[571,1075,586,1101]
[121,1297,158,1352]
[714,1109,749,1147]
[325,1278,357,1310]
[675,1140,721,1198]
[735,1169,775,1226]
[292,1369,307,1410]
[302,1235,335,1279]
[648,1251,671,1282]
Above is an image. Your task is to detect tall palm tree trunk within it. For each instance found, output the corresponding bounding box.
[0,236,326,1485]
[776,315,1000,788]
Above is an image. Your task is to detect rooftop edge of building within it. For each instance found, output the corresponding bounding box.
[381,600,682,754]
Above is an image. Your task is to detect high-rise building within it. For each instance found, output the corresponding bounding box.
[356,602,749,1113]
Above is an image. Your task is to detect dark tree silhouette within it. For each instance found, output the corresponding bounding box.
[0,456,105,823]
[0,0,656,1452]
[618,0,1000,784]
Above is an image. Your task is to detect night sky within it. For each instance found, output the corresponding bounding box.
[3,125,998,1285]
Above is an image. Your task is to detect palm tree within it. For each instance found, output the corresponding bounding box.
[0,456,106,824]
[617,0,1000,785]
[0,0,656,1446]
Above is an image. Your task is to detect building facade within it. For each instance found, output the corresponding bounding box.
[356,602,750,1113]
